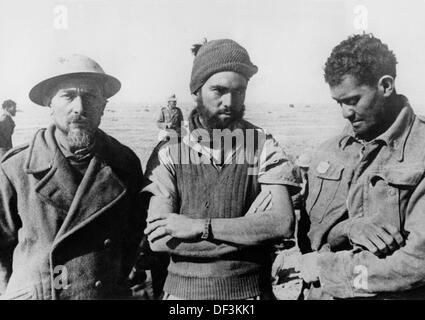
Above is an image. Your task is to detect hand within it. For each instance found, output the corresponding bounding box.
[271,247,302,283]
[144,213,204,242]
[271,249,320,284]
[246,190,272,216]
[346,218,405,257]
[299,252,320,283]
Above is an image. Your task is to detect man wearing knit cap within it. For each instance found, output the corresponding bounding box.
[0,54,146,299]
[143,39,300,299]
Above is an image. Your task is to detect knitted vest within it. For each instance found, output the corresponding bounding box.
[163,123,272,299]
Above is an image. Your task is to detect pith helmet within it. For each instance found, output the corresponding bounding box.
[29,54,121,106]
[168,94,177,102]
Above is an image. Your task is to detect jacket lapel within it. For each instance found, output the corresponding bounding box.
[27,127,80,215]
[54,155,127,242]
[26,125,129,244]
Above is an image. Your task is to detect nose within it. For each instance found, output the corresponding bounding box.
[221,92,233,109]
[70,96,84,115]
[341,104,355,120]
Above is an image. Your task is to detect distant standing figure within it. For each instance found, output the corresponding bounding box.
[0,99,17,157]
[156,94,183,131]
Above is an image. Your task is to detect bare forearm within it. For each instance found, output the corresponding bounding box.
[149,208,294,254]
[210,209,294,246]
[149,235,240,257]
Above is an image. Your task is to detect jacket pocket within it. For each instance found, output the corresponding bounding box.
[306,161,345,223]
[368,166,424,228]
[376,166,423,186]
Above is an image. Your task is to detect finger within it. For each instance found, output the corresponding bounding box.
[378,228,403,252]
[265,199,273,211]
[258,193,272,212]
[382,224,405,247]
[246,195,263,215]
[147,226,169,243]
[358,237,380,255]
[272,255,288,281]
[375,227,399,252]
[252,191,270,212]
[368,234,389,255]
[144,220,168,235]
[147,214,169,223]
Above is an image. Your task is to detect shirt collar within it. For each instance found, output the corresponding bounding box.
[339,95,415,161]
[54,129,97,161]
[182,109,247,164]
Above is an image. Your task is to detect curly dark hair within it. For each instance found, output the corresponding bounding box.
[324,33,398,87]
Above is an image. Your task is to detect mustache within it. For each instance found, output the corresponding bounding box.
[68,115,89,124]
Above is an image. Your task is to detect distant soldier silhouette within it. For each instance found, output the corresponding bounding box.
[0,99,17,157]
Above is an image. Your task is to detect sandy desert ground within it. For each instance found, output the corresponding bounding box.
[12,101,347,168]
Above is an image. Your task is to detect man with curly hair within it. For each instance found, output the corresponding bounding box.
[274,33,425,299]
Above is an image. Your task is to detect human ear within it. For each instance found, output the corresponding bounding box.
[191,92,199,103]
[377,75,395,98]
[100,100,107,116]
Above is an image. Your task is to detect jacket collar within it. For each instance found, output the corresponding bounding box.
[25,124,132,175]
[339,95,415,161]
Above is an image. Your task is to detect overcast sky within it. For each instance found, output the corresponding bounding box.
[1,0,425,110]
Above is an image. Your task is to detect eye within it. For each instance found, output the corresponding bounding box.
[82,93,103,105]
[235,89,246,95]
[212,87,226,95]
[343,97,360,106]
[61,92,76,101]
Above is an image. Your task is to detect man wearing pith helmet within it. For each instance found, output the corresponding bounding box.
[143,39,300,299]
[0,54,146,299]
[156,94,183,131]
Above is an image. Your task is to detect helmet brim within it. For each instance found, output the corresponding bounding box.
[29,72,121,107]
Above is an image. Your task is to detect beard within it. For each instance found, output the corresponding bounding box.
[195,97,245,131]
[65,116,96,151]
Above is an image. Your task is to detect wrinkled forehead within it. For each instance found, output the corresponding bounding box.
[50,77,104,97]
[204,71,248,89]
[330,74,367,100]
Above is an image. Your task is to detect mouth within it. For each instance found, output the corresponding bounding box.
[351,119,363,125]
[70,120,87,125]
[69,120,90,129]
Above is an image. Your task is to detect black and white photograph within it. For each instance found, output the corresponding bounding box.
[1,0,425,309]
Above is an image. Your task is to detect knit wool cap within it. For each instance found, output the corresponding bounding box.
[190,39,258,94]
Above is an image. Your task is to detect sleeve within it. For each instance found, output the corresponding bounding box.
[177,108,184,123]
[143,143,178,212]
[156,109,167,130]
[315,176,425,298]
[0,165,19,294]
[0,117,9,151]
[257,133,302,194]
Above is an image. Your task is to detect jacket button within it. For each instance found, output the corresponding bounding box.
[95,280,102,288]
[388,188,396,196]
[104,239,111,247]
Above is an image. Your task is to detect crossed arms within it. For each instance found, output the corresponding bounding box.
[144,184,294,258]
